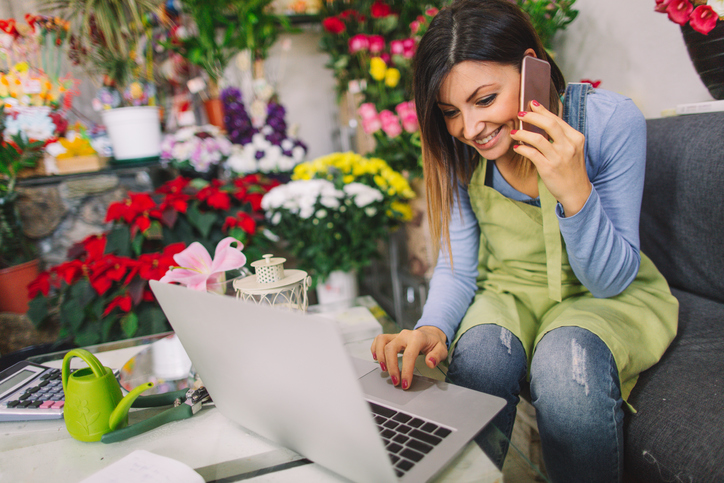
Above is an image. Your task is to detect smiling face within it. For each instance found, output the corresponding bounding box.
[437,60,522,165]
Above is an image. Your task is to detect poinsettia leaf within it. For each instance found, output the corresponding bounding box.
[102,314,119,342]
[127,278,145,305]
[137,305,169,335]
[161,208,178,228]
[146,220,163,239]
[120,312,139,339]
[187,204,217,239]
[61,298,84,333]
[106,226,131,257]
[27,295,48,327]
[74,324,101,347]
[131,232,144,257]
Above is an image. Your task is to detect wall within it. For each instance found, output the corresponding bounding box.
[552,0,714,119]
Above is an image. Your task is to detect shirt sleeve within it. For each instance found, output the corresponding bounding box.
[557,94,645,298]
[414,184,480,346]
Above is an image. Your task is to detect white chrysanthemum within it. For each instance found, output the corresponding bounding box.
[226,145,257,174]
[365,206,377,217]
[709,0,724,16]
[292,145,305,162]
[271,212,282,225]
[281,139,294,151]
[343,182,384,207]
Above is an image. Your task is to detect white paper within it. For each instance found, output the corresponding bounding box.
[80,450,204,483]
[317,306,382,343]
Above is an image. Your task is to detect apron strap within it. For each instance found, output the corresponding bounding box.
[541,83,593,302]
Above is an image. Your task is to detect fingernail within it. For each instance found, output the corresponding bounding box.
[532,100,540,107]
[518,111,526,117]
[510,129,518,135]
[402,379,409,390]
[391,375,399,385]
[372,352,377,361]
[380,362,387,372]
[513,144,520,149]
[429,357,437,366]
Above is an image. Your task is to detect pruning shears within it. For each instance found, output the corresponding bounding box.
[101,386,213,444]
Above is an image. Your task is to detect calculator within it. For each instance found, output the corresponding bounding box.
[0,360,66,422]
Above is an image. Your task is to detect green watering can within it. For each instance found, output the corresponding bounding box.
[62,349,153,442]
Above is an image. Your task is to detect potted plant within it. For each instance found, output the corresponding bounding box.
[164,0,291,127]
[41,0,166,163]
[260,152,414,304]
[0,109,46,313]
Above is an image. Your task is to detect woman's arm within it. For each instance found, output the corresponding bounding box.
[557,95,645,297]
[414,184,480,345]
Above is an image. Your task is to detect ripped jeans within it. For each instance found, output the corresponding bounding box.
[447,325,624,483]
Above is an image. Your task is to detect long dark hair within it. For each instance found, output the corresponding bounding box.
[414,0,566,256]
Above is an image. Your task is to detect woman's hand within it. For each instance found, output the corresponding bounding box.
[370,326,448,390]
[511,100,592,216]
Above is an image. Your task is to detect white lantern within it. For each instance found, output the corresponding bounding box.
[233,254,311,312]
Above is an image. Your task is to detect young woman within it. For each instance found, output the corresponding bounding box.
[370,1,678,481]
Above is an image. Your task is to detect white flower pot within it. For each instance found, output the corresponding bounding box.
[316,270,359,305]
[102,106,162,162]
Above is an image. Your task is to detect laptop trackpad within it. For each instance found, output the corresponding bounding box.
[359,369,435,406]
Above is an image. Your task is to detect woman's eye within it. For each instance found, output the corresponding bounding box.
[441,109,458,118]
[476,94,496,107]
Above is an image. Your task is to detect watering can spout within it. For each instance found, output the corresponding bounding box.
[108,382,154,432]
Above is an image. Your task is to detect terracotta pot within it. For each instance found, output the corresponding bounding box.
[0,258,40,314]
[204,98,225,129]
[681,22,724,100]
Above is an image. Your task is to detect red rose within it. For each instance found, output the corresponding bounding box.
[370,1,392,18]
[368,35,385,54]
[322,16,345,34]
[689,5,718,34]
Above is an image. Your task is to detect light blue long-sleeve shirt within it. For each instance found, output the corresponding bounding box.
[415,89,647,345]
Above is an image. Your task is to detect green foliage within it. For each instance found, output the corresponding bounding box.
[517,0,579,50]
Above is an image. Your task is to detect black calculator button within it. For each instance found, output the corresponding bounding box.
[38,380,50,387]
[6,400,20,408]
[29,401,42,408]
[19,393,31,401]
[27,386,40,394]
[18,400,32,408]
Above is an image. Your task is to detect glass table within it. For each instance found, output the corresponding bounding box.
[15,295,547,482]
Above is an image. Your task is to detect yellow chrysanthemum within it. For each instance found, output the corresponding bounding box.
[391,201,413,221]
[56,136,97,159]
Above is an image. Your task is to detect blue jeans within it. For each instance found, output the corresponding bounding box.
[446,324,624,482]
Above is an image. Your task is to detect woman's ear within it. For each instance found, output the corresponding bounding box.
[523,48,537,58]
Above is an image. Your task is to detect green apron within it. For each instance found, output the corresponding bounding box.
[452,159,678,403]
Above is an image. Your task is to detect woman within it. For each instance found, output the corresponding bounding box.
[370,0,678,481]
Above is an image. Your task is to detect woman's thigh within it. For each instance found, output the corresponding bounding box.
[447,324,528,398]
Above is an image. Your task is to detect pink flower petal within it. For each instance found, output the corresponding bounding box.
[209,237,247,275]
[173,242,213,274]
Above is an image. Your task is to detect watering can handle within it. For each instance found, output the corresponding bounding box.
[62,348,107,393]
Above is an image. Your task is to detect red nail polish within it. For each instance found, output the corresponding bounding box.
[380,362,387,372]
[532,100,540,107]
[513,144,520,149]
[518,111,526,117]
[402,379,409,390]
[391,375,399,385]
[510,129,518,135]
[372,352,377,361]
[429,357,437,366]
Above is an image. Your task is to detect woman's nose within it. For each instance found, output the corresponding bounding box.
[461,111,482,141]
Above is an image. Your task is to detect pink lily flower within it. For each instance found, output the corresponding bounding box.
[160,237,247,291]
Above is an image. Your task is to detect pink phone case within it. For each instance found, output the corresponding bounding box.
[519,56,551,136]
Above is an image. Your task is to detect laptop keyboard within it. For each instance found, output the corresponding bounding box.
[368,402,453,478]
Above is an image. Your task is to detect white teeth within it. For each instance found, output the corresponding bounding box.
[474,127,501,145]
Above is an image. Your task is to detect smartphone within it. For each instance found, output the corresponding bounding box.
[519,56,551,136]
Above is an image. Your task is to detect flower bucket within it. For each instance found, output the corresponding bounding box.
[316,270,359,305]
[204,99,225,129]
[681,22,724,100]
[0,258,40,314]
[102,106,162,163]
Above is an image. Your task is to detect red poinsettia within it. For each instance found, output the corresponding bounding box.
[197,180,232,210]
[222,211,257,235]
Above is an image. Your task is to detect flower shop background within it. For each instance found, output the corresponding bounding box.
[1,0,721,355]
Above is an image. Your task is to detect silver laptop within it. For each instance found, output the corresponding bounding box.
[149,281,505,482]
